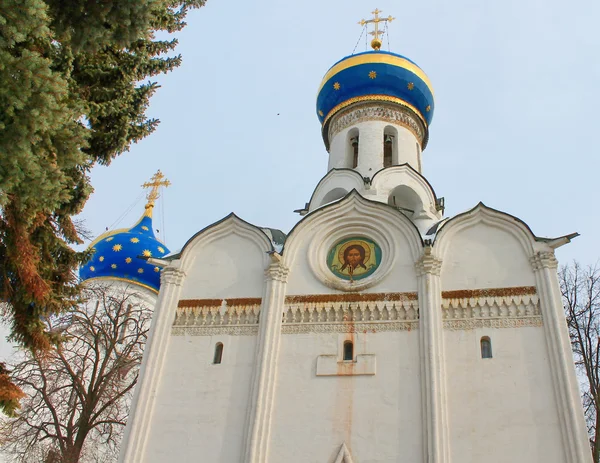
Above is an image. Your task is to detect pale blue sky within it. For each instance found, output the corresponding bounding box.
[80,0,600,265]
[1,1,599,362]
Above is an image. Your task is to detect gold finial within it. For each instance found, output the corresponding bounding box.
[358,8,395,50]
[141,170,171,217]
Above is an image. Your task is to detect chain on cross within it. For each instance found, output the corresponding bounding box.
[359,8,395,50]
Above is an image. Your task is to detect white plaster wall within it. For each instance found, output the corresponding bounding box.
[180,233,267,299]
[328,121,420,176]
[269,330,423,462]
[445,326,566,463]
[440,222,536,290]
[143,335,257,463]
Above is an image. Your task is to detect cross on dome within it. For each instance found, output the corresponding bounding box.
[141,170,171,217]
[358,8,395,50]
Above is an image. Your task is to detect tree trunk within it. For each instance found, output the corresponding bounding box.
[593,405,600,463]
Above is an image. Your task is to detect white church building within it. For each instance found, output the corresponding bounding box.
[80,11,591,463]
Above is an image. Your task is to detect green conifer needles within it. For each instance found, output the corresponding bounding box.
[0,0,204,351]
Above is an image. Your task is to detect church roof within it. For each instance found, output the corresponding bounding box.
[79,207,170,294]
[316,50,435,130]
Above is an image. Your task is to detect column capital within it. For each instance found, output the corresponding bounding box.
[530,251,558,271]
[160,266,186,286]
[415,247,442,276]
[264,252,289,283]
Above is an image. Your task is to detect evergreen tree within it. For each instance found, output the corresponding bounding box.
[0,0,204,353]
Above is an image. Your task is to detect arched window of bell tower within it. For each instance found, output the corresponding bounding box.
[346,128,359,169]
[383,126,398,167]
[320,188,349,207]
[388,185,422,218]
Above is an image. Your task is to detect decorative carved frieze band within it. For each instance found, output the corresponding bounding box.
[172,325,259,336]
[442,290,542,330]
[172,287,543,335]
[172,293,419,336]
[172,299,261,336]
[281,298,420,334]
[328,103,425,144]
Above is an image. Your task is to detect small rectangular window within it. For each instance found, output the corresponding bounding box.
[383,135,393,167]
[351,137,359,168]
[343,341,353,361]
[480,337,492,359]
[214,343,224,364]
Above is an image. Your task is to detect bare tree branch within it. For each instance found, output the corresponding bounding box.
[561,262,600,462]
[0,284,152,462]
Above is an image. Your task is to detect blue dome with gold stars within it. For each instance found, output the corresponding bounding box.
[80,169,172,293]
[79,211,170,294]
[316,50,434,144]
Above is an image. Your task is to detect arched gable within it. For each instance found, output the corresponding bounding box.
[434,203,539,290]
[178,214,273,299]
[284,190,423,293]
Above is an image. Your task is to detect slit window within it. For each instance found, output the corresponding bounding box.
[480,337,492,359]
[343,341,354,361]
[213,342,224,364]
[383,134,393,167]
[351,137,359,168]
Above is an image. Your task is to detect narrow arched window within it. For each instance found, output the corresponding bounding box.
[351,137,359,168]
[480,337,492,359]
[383,134,393,167]
[213,342,224,364]
[343,341,354,361]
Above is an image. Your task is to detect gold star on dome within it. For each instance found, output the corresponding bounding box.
[112,244,122,252]
[138,268,144,274]
[333,82,341,90]
[90,266,95,272]
[141,226,149,231]
[105,237,114,242]
[131,237,140,243]
[154,267,160,272]
[426,105,431,112]
[99,256,105,262]
[142,249,152,257]
[368,71,377,79]
[125,257,132,264]
[158,246,165,254]
[318,110,324,117]
[111,264,117,269]
[407,82,414,90]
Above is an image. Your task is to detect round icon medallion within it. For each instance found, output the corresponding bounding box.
[326,237,382,281]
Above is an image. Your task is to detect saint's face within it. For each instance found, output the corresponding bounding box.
[346,248,362,268]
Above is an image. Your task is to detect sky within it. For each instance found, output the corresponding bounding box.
[79,0,600,265]
[2,1,600,352]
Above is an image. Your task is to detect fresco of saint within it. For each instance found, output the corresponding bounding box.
[327,237,381,281]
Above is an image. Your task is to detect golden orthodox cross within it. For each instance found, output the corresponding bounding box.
[142,170,171,210]
[359,8,395,50]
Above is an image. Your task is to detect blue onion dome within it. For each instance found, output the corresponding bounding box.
[79,202,170,294]
[316,50,434,148]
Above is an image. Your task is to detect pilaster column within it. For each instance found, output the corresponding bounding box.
[119,265,186,463]
[530,251,591,463]
[243,253,289,463]
[415,247,450,463]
